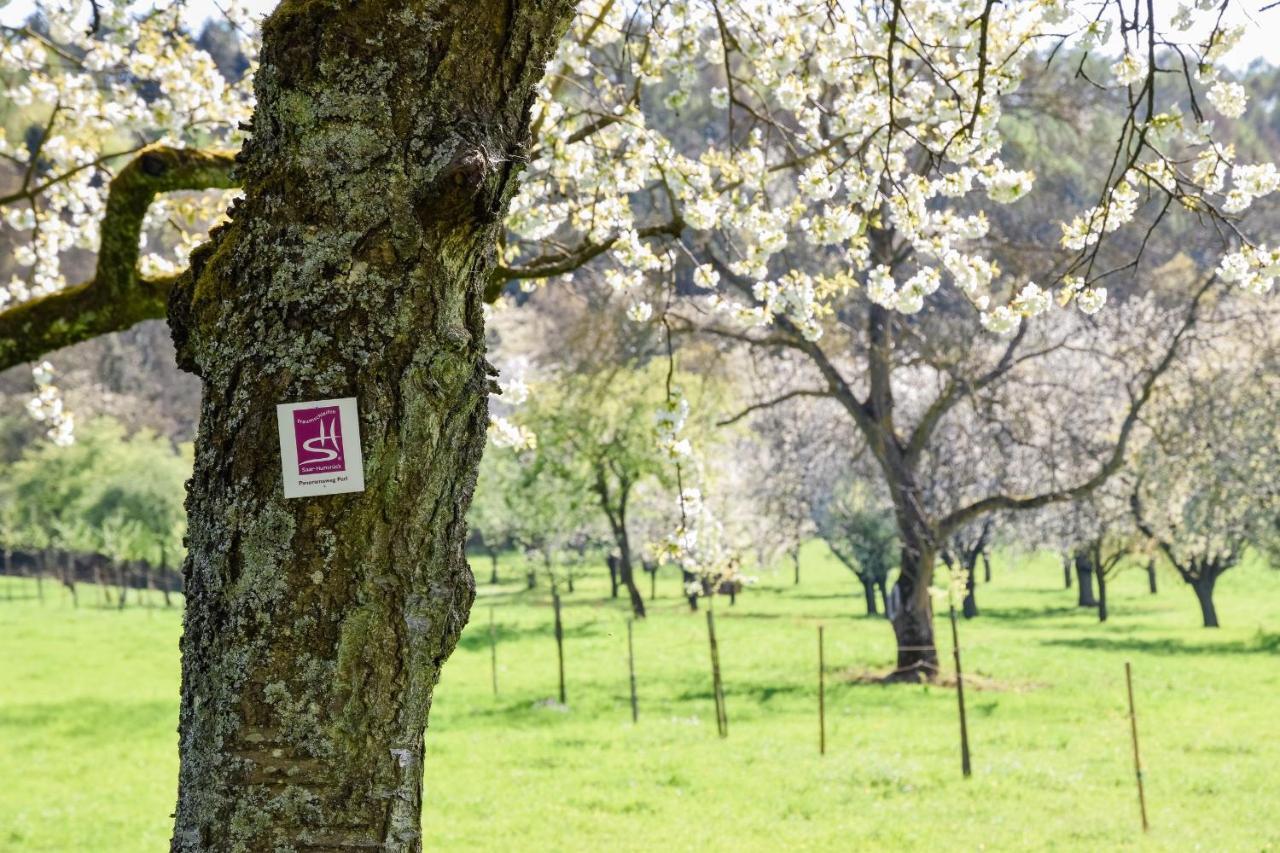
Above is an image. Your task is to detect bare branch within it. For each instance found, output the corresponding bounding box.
[935,275,1216,537]
[716,387,833,426]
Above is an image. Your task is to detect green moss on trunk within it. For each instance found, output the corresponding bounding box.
[167,1,575,849]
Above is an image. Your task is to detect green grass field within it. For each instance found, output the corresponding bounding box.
[1,546,1277,851]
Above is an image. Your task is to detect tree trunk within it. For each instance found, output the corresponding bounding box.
[117,560,129,610]
[1193,577,1219,628]
[1097,571,1108,623]
[606,553,619,598]
[62,552,77,608]
[887,541,939,680]
[792,548,800,585]
[961,557,978,619]
[1146,559,1157,594]
[165,2,573,849]
[95,562,112,606]
[1074,550,1097,607]
[618,544,646,619]
[981,550,991,584]
[860,576,878,616]
[488,550,499,585]
[1063,554,1072,589]
[681,568,699,611]
[868,426,939,678]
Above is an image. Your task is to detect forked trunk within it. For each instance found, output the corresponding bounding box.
[166,2,573,849]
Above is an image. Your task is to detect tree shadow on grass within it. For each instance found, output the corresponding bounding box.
[836,668,1043,693]
[456,619,600,652]
[980,605,1093,622]
[674,682,805,703]
[1040,632,1279,656]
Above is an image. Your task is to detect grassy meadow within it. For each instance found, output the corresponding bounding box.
[1,545,1277,851]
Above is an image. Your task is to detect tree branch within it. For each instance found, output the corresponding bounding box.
[0,146,237,371]
[935,275,1216,538]
[485,218,683,302]
[905,321,1031,462]
[715,387,832,427]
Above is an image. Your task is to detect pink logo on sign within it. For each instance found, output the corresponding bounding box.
[293,406,345,475]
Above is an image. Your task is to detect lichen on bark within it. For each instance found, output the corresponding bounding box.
[167,1,576,849]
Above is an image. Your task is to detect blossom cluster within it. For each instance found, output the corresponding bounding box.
[503,0,1270,339]
[0,0,256,313]
[25,361,74,446]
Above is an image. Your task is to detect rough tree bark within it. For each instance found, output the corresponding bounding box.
[887,522,939,679]
[166,1,574,849]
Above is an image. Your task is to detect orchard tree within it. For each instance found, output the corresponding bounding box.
[940,518,994,619]
[726,389,840,584]
[2,0,575,846]
[521,365,681,618]
[1039,484,1141,622]
[468,448,522,585]
[506,443,597,592]
[489,2,1275,677]
[78,425,190,603]
[1130,311,1280,627]
[813,479,897,617]
[3,7,1279,846]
